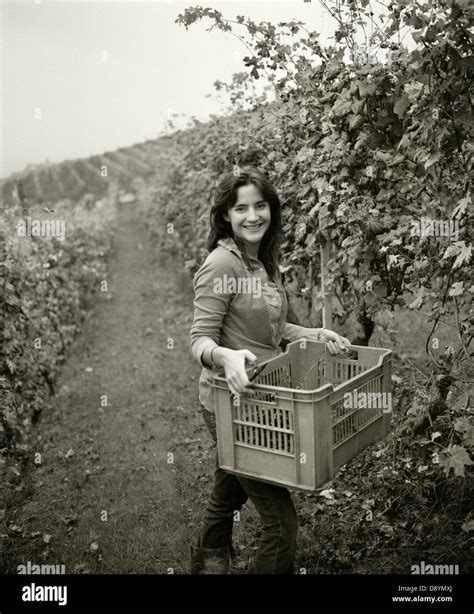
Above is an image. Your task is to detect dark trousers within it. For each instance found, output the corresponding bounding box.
[197,405,298,574]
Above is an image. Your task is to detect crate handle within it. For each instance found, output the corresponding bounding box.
[232,391,277,406]
[335,346,359,360]
[248,358,274,382]
[289,339,359,361]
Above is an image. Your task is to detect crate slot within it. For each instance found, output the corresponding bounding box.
[233,401,295,454]
[331,375,385,446]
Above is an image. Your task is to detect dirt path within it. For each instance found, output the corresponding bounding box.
[3,204,222,574]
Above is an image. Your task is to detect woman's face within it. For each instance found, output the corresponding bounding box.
[224,183,271,248]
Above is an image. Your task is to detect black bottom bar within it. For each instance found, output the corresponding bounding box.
[0,573,472,611]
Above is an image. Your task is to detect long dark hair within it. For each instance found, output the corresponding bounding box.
[207,167,282,280]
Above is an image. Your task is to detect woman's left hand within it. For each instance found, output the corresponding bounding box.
[303,328,352,356]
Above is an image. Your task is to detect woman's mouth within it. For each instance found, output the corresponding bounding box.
[244,223,264,231]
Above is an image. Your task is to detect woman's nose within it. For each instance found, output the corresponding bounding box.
[246,207,259,221]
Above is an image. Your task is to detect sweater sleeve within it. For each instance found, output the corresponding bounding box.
[281,321,309,342]
[190,250,235,367]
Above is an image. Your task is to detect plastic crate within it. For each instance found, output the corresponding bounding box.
[212,340,392,491]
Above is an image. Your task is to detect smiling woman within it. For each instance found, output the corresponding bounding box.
[189,166,351,574]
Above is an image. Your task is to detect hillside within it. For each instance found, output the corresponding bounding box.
[1,137,173,205]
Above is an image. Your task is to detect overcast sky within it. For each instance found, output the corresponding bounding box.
[0,0,394,178]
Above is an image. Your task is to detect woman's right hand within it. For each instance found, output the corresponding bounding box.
[218,348,258,397]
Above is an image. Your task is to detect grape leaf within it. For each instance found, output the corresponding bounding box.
[454,417,470,433]
[449,281,464,297]
[461,519,474,533]
[439,445,473,477]
[394,95,411,119]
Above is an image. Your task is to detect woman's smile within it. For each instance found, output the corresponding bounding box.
[239,218,270,242]
[243,223,264,231]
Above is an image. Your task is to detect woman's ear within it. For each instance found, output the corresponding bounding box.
[223,211,230,222]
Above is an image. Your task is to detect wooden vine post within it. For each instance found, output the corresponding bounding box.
[15,179,28,215]
[319,204,333,330]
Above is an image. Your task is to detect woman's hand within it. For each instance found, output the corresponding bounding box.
[216,347,258,397]
[303,328,351,356]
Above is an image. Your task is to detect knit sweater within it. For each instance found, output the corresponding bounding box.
[190,236,309,413]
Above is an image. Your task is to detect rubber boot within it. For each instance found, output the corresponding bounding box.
[190,545,230,574]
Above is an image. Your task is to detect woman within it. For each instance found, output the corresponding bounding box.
[189,166,350,574]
